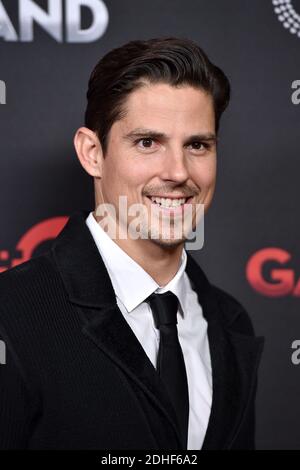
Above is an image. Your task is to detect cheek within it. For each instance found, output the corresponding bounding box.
[102,157,147,200]
[192,159,216,188]
[102,157,128,188]
[119,158,154,189]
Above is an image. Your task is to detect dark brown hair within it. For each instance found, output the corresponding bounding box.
[85,37,231,155]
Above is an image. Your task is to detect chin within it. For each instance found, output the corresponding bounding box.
[149,236,185,249]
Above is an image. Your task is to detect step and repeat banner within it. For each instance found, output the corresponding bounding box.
[0,0,299,449]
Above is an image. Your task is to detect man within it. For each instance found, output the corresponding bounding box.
[0,37,264,450]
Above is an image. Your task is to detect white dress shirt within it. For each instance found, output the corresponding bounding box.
[86,211,212,449]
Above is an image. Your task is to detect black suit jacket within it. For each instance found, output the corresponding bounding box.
[0,210,264,450]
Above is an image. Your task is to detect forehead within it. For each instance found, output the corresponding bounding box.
[118,82,215,132]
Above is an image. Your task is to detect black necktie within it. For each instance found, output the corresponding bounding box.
[146,291,189,449]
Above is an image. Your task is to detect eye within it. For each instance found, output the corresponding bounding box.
[188,141,208,151]
[135,137,155,149]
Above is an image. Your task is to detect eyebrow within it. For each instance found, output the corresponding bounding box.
[123,128,218,144]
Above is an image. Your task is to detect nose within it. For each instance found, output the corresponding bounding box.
[159,148,189,183]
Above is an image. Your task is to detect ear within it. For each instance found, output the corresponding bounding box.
[73,127,104,178]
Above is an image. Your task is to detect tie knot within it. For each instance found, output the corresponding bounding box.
[146,291,179,329]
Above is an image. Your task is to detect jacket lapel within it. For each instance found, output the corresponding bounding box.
[81,304,184,448]
[51,210,183,449]
[52,210,264,450]
[186,254,265,449]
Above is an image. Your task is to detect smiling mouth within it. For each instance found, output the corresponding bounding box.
[146,195,193,210]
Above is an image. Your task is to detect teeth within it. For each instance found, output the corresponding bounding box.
[150,197,187,208]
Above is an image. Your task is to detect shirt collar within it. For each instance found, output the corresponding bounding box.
[86,211,188,316]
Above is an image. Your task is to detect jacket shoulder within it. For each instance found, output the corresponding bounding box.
[0,251,63,326]
[0,251,58,297]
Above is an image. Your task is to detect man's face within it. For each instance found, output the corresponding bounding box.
[96,82,217,248]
